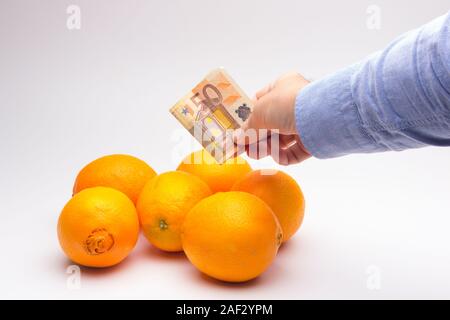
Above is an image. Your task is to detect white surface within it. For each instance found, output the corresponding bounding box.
[0,0,449,299]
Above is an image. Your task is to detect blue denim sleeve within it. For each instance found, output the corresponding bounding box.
[295,12,450,159]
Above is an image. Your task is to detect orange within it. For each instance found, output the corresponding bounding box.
[176,150,252,193]
[57,187,140,267]
[232,170,305,242]
[73,154,156,204]
[137,171,212,252]
[181,191,282,282]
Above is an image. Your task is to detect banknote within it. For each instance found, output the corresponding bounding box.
[170,68,253,163]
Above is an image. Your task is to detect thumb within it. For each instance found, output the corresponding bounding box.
[233,93,276,146]
[244,91,276,131]
[233,95,272,145]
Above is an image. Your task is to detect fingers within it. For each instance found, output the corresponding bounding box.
[244,134,310,165]
[281,135,311,163]
[236,72,310,151]
[279,134,298,150]
[233,127,271,147]
[276,143,308,166]
[245,140,291,166]
[272,134,301,165]
[244,134,272,160]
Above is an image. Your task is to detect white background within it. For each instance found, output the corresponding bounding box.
[0,0,449,299]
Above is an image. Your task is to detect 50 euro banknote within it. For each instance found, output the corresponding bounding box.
[170,68,253,163]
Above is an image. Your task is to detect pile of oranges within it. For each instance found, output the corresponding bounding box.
[57,150,305,282]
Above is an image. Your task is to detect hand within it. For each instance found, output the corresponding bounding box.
[235,72,312,165]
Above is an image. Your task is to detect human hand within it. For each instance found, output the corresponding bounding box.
[235,72,312,165]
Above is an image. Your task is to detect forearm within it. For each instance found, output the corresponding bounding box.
[296,12,450,159]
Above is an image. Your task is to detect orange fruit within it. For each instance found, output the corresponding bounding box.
[177,150,252,193]
[137,171,212,252]
[73,154,156,204]
[57,187,140,267]
[181,191,282,282]
[232,170,305,242]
